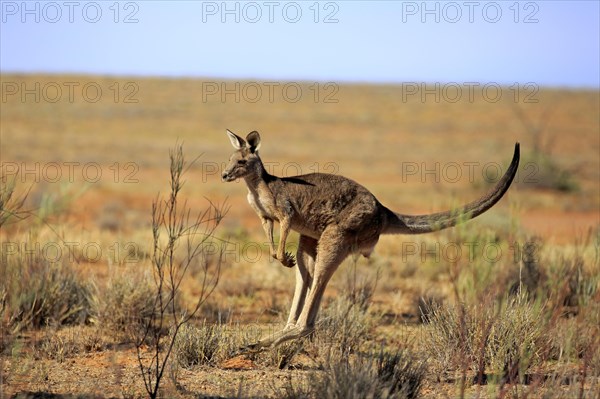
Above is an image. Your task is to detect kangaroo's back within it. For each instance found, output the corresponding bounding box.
[268,173,386,239]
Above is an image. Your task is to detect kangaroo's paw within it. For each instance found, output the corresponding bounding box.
[281,252,296,268]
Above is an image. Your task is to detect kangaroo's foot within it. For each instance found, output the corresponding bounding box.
[239,325,315,354]
[271,325,313,346]
[238,329,287,354]
[238,325,313,354]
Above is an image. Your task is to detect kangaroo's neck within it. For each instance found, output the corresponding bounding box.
[243,158,276,193]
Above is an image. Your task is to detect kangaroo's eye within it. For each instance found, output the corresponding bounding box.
[237,160,247,165]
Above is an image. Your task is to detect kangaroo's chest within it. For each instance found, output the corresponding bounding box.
[247,187,278,220]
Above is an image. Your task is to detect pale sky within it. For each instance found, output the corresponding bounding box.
[1,1,599,87]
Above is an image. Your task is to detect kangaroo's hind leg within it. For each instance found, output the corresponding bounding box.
[240,235,317,351]
[285,235,317,329]
[271,227,351,346]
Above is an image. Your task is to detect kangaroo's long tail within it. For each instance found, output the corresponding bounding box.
[383,143,520,235]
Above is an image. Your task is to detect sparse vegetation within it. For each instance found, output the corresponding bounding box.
[1,76,598,397]
[314,293,375,359]
[173,321,226,368]
[94,266,157,340]
[423,292,546,384]
[1,247,94,334]
[0,168,30,227]
[279,350,426,399]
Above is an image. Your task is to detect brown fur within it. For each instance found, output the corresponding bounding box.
[222,129,520,349]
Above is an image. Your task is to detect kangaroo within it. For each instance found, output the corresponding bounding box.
[222,129,520,349]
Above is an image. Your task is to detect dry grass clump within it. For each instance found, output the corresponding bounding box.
[1,249,94,335]
[0,174,96,339]
[505,236,598,316]
[374,350,428,399]
[33,325,109,362]
[423,292,546,384]
[172,319,272,368]
[543,252,598,314]
[421,231,599,394]
[543,247,600,388]
[314,295,374,358]
[172,321,229,367]
[93,266,156,340]
[279,350,426,399]
[415,292,445,324]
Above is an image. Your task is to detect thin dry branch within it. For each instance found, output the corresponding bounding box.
[136,144,228,399]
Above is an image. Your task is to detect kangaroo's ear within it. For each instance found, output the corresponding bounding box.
[226,129,246,150]
[246,131,261,153]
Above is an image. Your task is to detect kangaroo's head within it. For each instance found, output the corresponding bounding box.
[222,129,263,182]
